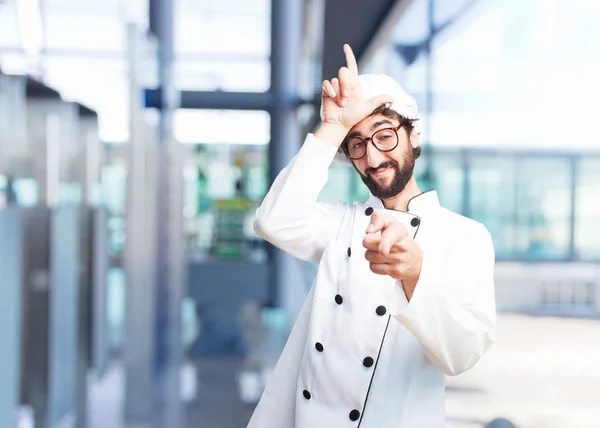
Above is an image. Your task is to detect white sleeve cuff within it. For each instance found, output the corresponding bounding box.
[390,251,445,323]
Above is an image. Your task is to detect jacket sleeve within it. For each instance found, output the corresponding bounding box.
[390,223,496,376]
[254,134,348,264]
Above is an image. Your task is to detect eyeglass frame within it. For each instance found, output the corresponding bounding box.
[341,125,404,160]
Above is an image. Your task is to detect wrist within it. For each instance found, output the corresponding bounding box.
[401,264,421,301]
[314,122,351,148]
[402,276,418,301]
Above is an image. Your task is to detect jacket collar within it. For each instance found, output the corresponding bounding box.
[365,190,440,215]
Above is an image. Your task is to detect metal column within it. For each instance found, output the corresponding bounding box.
[124,23,157,425]
[0,209,23,428]
[269,0,307,320]
[150,0,185,426]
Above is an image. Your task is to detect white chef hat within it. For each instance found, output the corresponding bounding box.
[319,73,420,165]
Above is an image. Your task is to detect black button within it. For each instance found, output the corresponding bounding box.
[363,357,374,368]
[335,294,343,305]
[411,217,420,227]
[347,247,351,257]
[315,342,324,352]
[303,390,311,400]
[376,305,387,316]
[349,409,361,421]
[364,207,374,216]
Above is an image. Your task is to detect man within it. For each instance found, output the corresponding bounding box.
[248,44,496,428]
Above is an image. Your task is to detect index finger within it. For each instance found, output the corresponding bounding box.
[362,233,381,251]
[378,222,409,256]
[343,44,358,81]
[366,211,394,234]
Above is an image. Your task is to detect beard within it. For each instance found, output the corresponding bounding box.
[357,147,416,200]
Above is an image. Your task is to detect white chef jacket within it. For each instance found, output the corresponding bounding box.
[247,134,496,428]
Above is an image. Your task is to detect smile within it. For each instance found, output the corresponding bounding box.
[370,166,393,178]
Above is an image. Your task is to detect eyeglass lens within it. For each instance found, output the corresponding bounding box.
[346,128,398,160]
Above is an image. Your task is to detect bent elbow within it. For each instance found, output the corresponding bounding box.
[440,355,480,377]
[441,331,495,377]
[442,360,474,377]
[253,215,272,242]
[253,211,285,245]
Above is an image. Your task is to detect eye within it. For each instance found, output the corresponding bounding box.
[377,129,394,139]
[349,139,364,149]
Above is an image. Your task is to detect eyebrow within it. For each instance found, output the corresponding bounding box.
[370,119,394,131]
[345,119,395,141]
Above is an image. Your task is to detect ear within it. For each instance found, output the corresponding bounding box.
[409,129,420,149]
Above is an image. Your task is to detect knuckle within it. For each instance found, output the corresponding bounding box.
[370,263,383,275]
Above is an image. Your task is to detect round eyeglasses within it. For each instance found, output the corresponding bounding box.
[343,126,401,160]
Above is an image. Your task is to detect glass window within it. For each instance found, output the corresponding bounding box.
[176,15,269,57]
[319,163,354,204]
[175,0,270,92]
[468,154,517,259]
[12,178,39,206]
[514,157,572,260]
[42,56,129,142]
[0,174,7,208]
[391,0,429,45]
[433,0,480,28]
[0,3,21,48]
[350,170,370,203]
[175,58,270,92]
[45,10,124,52]
[174,110,270,261]
[575,158,600,261]
[100,159,128,255]
[182,141,268,261]
[429,151,464,214]
[174,109,270,145]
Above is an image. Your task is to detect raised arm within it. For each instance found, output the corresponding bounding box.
[255,45,393,263]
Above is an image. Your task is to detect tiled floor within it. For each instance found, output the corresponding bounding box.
[187,315,600,428]
[445,314,600,428]
[186,356,255,428]
[88,315,600,428]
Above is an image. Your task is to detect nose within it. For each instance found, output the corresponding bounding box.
[366,141,385,168]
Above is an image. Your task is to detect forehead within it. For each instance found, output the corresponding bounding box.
[349,113,395,136]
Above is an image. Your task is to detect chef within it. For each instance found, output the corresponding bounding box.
[247,44,496,428]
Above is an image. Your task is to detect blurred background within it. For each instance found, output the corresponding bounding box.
[0,0,599,427]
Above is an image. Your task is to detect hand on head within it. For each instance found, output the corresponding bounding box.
[321,45,394,131]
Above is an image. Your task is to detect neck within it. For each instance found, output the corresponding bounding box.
[381,176,421,211]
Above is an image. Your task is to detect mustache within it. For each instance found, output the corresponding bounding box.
[365,160,398,177]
